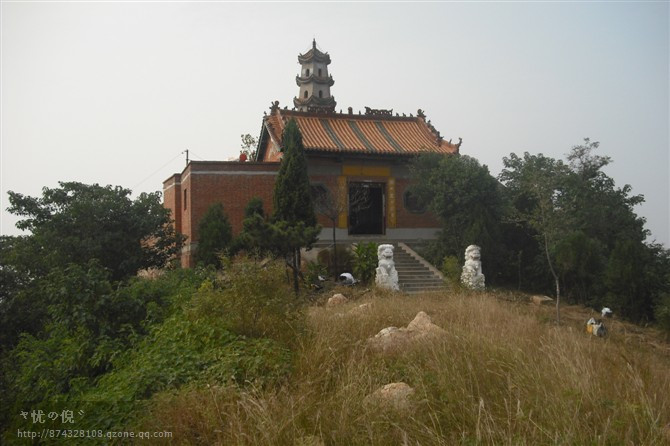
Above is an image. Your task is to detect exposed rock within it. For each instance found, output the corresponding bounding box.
[461,245,485,290]
[375,244,399,291]
[327,293,348,307]
[349,302,372,315]
[295,435,325,446]
[407,311,447,336]
[531,295,554,305]
[662,423,670,443]
[364,382,415,412]
[367,311,446,353]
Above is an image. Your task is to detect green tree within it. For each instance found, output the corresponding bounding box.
[1,182,183,352]
[6,182,182,281]
[232,197,276,255]
[240,133,258,161]
[605,240,651,322]
[410,153,508,283]
[272,119,320,293]
[500,152,571,323]
[564,139,647,251]
[312,185,368,279]
[194,203,233,268]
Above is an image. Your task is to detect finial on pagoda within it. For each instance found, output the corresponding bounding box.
[312,38,316,49]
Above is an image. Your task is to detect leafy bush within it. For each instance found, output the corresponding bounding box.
[442,255,462,289]
[0,268,209,437]
[195,202,233,268]
[317,244,354,277]
[655,293,670,336]
[352,242,378,284]
[304,261,328,288]
[189,256,305,345]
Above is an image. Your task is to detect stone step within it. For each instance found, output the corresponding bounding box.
[393,244,446,293]
[402,279,443,285]
[398,275,443,281]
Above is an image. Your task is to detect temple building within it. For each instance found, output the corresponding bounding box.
[164,41,461,267]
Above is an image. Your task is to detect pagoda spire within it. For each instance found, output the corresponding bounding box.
[293,40,336,113]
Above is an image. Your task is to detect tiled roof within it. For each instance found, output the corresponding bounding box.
[260,108,459,159]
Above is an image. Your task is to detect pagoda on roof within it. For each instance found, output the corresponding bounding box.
[293,39,336,113]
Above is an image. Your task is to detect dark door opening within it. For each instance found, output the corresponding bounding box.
[348,182,385,235]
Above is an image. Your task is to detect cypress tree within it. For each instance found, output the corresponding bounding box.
[272,119,320,293]
[194,202,232,268]
[273,119,317,227]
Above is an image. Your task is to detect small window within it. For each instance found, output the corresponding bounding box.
[403,190,426,214]
[183,189,188,210]
[304,90,308,98]
[318,68,322,76]
[306,68,310,76]
[319,90,323,98]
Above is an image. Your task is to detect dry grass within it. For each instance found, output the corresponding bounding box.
[140,290,670,445]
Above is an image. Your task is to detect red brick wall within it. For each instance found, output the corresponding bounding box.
[164,159,440,267]
[171,162,280,267]
[162,174,182,235]
[395,178,440,228]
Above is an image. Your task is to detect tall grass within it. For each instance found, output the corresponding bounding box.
[140,290,670,445]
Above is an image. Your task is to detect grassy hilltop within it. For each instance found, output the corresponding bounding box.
[3,258,669,445]
[137,283,670,445]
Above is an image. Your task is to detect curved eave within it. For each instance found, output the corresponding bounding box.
[293,95,337,108]
[295,75,335,87]
[298,50,331,65]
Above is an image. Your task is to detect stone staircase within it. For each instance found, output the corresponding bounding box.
[394,243,445,294]
[309,239,446,293]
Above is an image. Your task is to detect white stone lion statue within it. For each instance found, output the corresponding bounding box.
[461,245,485,290]
[375,244,399,291]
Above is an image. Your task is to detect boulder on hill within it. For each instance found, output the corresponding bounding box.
[367,311,446,353]
[349,302,372,315]
[327,293,348,307]
[364,382,415,412]
[531,295,553,305]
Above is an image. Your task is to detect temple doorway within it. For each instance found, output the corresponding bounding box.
[348,182,385,235]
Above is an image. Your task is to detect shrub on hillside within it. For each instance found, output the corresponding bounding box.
[189,256,305,345]
[352,242,378,284]
[655,294,670,336]
[442,255,462,289]
[317,244,354,277]
[195,202,233,268]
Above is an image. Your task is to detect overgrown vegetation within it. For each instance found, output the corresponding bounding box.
[272,118,321,293]
[411,140,670,325]
[137,291,670,445]
[2,137,669,443]
[352,242,378,284]
[194,202,233,268]
[1,258,301,441]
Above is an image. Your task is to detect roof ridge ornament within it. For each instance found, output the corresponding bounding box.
[364,106,393,117]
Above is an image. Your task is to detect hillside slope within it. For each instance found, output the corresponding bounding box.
[139,289,670,445]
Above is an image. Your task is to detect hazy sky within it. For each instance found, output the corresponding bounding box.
[2,2,668,246]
